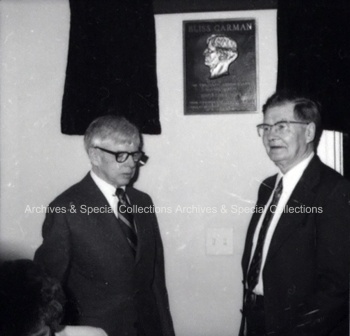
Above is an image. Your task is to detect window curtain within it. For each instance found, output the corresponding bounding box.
[276,0,350,134]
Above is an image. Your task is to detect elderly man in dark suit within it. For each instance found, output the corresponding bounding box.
[34,116,175,336]
[240,91,350,336]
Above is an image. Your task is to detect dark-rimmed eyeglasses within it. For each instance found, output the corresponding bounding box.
[94,146,146,164]
[256,120,310,137]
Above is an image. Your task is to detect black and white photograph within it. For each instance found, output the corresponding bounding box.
[0,1,349,336]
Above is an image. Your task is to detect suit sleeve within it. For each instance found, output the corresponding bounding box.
[150,206,176,336]
[291,180,350,336]
[34,205,71,283]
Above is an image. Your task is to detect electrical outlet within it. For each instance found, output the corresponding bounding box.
[206,228,234,255]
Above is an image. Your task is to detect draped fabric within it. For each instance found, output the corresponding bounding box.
[61,0,160,135]
[277,0,350,134]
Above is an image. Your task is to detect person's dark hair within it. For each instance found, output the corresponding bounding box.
[262,90,323,149]
[0,259,66,336]
[84,115,142,152]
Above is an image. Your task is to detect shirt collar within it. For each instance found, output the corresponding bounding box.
[90,170,125,197]
[276,152,314,191]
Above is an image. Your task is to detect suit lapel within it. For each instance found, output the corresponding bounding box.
[81,174,135,259]
[265,156,321,263]
[242,176,277,276]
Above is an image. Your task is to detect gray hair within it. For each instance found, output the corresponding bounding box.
[84,115,142,152]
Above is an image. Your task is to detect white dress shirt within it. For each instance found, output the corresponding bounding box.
[250,152,314,295]
[90,170,124,217]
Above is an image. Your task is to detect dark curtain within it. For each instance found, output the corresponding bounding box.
[61,0,160,135]
[277,0,350,134]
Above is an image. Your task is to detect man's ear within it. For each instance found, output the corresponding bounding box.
[306,122,316,144]
[88,147,100,166]
[230,52,238,62]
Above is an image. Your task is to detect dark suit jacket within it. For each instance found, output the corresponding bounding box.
[240,156,350,336]
[34,174,175,336]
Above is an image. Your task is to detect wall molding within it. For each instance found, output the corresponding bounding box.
[153,0,277,14]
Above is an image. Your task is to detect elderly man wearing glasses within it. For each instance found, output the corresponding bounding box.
[35,116,175,336]
[239,91,350,336]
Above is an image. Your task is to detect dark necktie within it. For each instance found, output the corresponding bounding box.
[247,178,283,291]
[116,188,138,256]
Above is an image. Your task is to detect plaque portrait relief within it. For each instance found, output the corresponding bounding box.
[203,34,238,79]
[184,19,257,114]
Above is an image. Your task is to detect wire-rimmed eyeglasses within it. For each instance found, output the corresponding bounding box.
[256,120,310,137]
[94,146,146,164]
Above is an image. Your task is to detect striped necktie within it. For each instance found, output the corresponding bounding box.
[116,188,138,256]
[247,178,283,291]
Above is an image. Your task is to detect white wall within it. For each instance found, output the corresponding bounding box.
[0,0,90,258]
[147,11,277,336]
[0,2,279,335]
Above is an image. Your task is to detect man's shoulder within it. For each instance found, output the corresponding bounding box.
[50,173,92,206]
[292,156,350,203]
[316,159,350,194]
[126,186,153,204]
[261,156,350,189]
[302,155,350,189]
[260,174,278,190]
[317,159,348,182]
[254,174,278,202]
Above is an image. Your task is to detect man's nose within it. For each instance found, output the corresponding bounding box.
[124,155,137,168]
[267,126,279,140]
